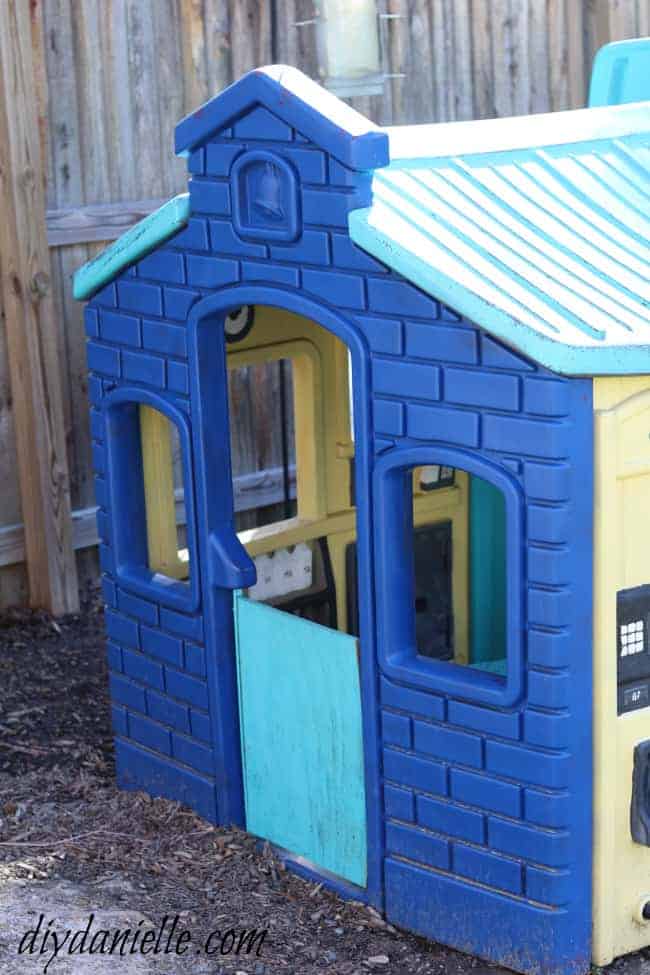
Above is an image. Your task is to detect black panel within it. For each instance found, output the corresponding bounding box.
[631,740,650,845]
[346,522,454,659]
[414,521,453,661]
[617,584,650,715]
[346,541,360,638]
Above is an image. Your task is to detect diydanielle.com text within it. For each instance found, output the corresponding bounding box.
[18,912,267,973]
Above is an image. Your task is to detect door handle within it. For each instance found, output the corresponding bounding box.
[208,530,256,590]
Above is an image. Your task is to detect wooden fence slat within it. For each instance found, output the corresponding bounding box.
[153,0,187,195]
[431,0,450,121]
[638,1,650,37]
[29,0,50,193]
[229,0,272,78]
[566,0,586,107]
[452,0,474,120]
[46,198,168,246]
[204,0,233,96]
[491,0,515,117]
[127,0,165,200]
[44,0,93,524]
[0,466,298,569]
[180,0,210,114]
[74,0,113,203]
[106,0,137,200]
[0,0,78,613]
[548,0,569,110]
[471,0,494,118]
[529,0,550,113]
[511,0,531,116]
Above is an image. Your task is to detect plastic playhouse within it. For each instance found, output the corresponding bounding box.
[74,38,650,975]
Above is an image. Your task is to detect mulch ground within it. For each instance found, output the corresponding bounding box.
[0,593,645,974]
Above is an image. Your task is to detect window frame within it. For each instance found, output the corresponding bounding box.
[227,338,326,533]
[373,445,525,707]
[103,387,200,612]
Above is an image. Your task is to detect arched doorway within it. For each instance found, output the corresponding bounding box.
[188,288,382,903]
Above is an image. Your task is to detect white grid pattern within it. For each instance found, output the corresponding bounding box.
[620,620,646,657]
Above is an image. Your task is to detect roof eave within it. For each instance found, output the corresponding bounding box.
[73,194,190,302]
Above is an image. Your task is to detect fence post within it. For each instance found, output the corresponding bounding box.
[0,0,79,614]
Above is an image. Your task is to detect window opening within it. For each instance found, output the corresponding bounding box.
[228,358,297,532]
[406,465,508,680]
[225,305,355,635]
[140,405,190,581]
[105,396,197,611]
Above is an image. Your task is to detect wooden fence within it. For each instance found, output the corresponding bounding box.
[0,0,648,611]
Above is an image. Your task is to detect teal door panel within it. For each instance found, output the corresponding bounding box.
[233,591,367,887]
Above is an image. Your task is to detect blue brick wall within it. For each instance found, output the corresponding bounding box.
[85,101,592,937]
[87,340,215,819]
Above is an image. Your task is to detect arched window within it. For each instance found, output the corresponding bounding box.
[374,447,524,707]
[104,390,199,611]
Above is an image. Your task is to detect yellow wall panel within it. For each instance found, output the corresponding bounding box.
[592,377,650,966]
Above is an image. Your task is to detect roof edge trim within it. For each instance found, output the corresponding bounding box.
[384,100,650,164]
[73,194,191,301]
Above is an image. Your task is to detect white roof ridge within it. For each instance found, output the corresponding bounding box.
[384,100,650,163]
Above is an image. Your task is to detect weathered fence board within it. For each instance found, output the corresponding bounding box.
[0,0,78,613]
[1,0,649,608]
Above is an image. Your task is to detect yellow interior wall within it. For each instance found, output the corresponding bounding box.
[229,306,469,653]
[140,404,187,581]
[592,376,650,966]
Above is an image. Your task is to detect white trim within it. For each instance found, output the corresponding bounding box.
[385,101,650,163]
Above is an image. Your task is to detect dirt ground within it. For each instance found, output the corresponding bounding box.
[0,594,648,975]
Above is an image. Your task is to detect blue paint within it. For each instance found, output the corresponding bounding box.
[230,150,301,243]
[102,386,200,613]
[174,65,389,171]
[234,592,367,887]
[76,61,605,974]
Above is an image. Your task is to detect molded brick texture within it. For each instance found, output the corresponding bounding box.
[86,106,592,908]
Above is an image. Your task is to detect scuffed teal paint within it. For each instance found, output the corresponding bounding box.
[234,592,367,888]
[350,104,650,376]
[470,476,507,666]
[589,38,650,107]
[471,658,508,677]
[73,194,190,300]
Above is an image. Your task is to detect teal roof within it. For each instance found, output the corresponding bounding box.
[74,55,650,376]
[350,101,650,376]
[73,194,190,300]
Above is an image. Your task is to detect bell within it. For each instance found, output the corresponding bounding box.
[253,162,284,220]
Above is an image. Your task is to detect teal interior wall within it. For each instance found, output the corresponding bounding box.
[470,475,507,665]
